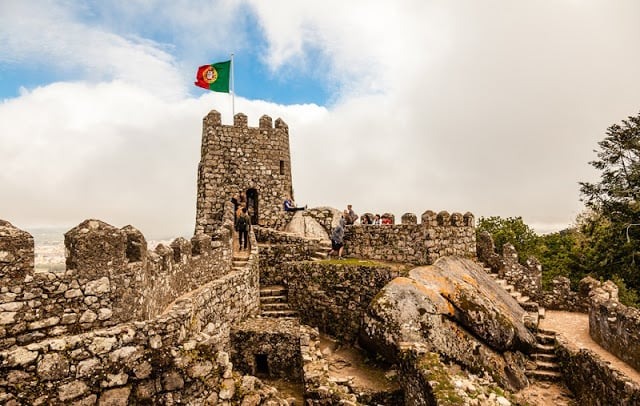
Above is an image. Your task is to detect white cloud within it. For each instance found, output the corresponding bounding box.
[248,0,640,232]
[2,0,640,239]
[0,1,186,99]
[0,80,327,237]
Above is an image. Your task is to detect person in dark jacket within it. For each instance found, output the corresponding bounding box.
[329,217,346,258]
[236,207,251,250]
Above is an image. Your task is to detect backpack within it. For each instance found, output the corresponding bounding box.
[236,215,248,232]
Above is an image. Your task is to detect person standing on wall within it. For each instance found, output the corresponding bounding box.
[236,207,251,250]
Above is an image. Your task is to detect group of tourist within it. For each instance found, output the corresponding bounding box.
[361,213,392,225]
[232,193,390,258]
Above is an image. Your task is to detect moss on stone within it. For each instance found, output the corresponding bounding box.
[418,352,464,405]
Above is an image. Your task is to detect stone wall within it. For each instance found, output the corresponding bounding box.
[0,220,34,282]
[556,334,640,405]
[0,250,261,404]
[231,318,302,381]
[344,210,476,265]
[399,343,460,406]
[195,110,294,235]
[255,227,325,285]
[280,261,406,343]
[476,232,542,299]
[589,280,640,372]
[0,215,236,350]
[476,231,592,312]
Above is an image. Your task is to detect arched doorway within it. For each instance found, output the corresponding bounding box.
[246,188,259,225]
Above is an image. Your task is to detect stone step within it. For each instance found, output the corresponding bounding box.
[538,307,546,319]
[484,267,493,273]
[313,251,328,259]
[532,353,557,362]
[518,295,530,303]
[520,301,539,313]
[261,309,298,318]
[535,343,555,354]
[260,295,288,304]
[525,369,562,382]
[536,333,556,345]
[536,327,555,336]
[523,313,539,330]
[504,284,515,292]
[533,360,560,372]
[260,285,287,297]
[261,302,292,311]
[510,291,522,300]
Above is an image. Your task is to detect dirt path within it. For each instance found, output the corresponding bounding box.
[319,335,399,393]
[514,382,576,405]
[540,310,640,384]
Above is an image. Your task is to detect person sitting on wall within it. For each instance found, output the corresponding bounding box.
[361,214,372,225]
[345,204,358,225]
[373,214,381,225]
[283,195,306,212]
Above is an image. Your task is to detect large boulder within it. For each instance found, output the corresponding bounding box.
[284,212,330,240]
[361,256,534,391]
[411,256,535,352]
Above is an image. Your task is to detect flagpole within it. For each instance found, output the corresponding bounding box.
[231,53,235,117]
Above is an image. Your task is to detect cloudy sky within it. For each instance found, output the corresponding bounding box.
[2,0,640,238]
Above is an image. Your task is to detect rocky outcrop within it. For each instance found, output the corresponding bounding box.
[284,211,330,240]
[361,256,535,391]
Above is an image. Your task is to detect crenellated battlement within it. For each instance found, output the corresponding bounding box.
[345,209,476,265]
[0,220,34,281]
[195,110,293,235]
[0,211,238,351]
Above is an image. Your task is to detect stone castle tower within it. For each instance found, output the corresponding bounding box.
[195,110,293,235]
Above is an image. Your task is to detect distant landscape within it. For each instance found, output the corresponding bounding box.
[28,227,172,273]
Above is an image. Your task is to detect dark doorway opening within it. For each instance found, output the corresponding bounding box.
[255,353,269,376]
[246,188,259,225]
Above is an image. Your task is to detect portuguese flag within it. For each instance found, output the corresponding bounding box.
[194,60,231,93]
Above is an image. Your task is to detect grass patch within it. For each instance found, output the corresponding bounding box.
[323,258,384,266]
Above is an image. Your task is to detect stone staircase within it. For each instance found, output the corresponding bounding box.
[232,253,249,271]
[480,264,562,382]
[526,329,562,381]
[310,240,332,261]
[259,285,298,318]
[484,268,544,327]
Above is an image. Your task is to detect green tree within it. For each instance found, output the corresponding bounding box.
[536,228,582,288]
[579,112,640,296]
[476,216,539,262]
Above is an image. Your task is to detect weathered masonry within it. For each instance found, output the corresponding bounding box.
[194,111,294,235]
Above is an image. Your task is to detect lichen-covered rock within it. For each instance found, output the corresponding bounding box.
[362,256,533,391]
[410,256,535,352]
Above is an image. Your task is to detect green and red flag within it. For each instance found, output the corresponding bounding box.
[194,60,231,93]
